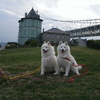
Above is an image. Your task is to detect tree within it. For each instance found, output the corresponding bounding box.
[25,39,39,47]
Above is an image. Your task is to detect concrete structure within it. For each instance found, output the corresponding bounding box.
[18,8,43,45]
[70,38,87,46]
[41,28,70,45]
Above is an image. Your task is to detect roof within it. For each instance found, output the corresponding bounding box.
[44,28,67,34]
[26,8,40,19]
[19,8,43,22]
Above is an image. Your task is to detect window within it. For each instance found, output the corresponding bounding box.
[57,35,59,38]
[47,34,49,37]
[51,34,54,38]
[62,35,64,38]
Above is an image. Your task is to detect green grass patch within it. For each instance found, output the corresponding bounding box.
[0,47,100,100]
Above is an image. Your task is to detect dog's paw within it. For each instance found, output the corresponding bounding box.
[64,74,68,77]
[76,72,80,75]
[41,73,44,75]
[53,72,60,75]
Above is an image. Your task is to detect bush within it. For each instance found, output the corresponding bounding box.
[5,42,19,49]
[30,40,39,47]
[25,40,39,47]
[93,43,100,50]
[87,40,100,50]
[87,40,95,48]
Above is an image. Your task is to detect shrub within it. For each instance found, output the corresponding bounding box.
[87,40,95,48]
[5,42,19,49]
[25,39,39,47]
[92,43,100,50]
[30,40,39,47]
[87,40,100,50]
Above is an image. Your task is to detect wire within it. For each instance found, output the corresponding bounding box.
[39,11,100,23]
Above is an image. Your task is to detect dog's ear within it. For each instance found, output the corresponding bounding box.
[43,41,46,44]
[59,41,62,45]
[65,41,68,45]
[47,41,51,45]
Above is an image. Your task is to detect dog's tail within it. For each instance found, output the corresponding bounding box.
[72,64,82,70]
[78,65,82,70]
[73,59,82,70]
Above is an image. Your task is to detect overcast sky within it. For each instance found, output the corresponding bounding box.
[0,0,100,42]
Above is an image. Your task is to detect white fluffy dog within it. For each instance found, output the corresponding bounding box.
[57,41,82,76]
[41,41,59,75]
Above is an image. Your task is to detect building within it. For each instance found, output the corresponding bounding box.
[18,8,70,45]
[18,8,43,45]
[70,38,87,46]
[41,28,70,45]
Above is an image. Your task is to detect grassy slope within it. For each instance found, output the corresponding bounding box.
[0,47,100,100]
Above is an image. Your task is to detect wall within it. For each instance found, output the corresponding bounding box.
[18,19,42,45]
[41,32,70,44]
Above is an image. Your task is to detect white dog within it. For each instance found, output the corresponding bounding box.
[57,41,82,76]
[41,41,59,75]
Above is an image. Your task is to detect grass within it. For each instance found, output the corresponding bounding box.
[0,47,100,100]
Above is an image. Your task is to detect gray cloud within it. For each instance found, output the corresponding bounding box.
[0,0,100,42]
[0,10,19,42]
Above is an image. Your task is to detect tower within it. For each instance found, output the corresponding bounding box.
[18,8,43,45]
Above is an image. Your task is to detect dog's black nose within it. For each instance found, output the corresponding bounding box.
[43,49,47,53]
[61,49,64,52]
[43,49,45,51]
